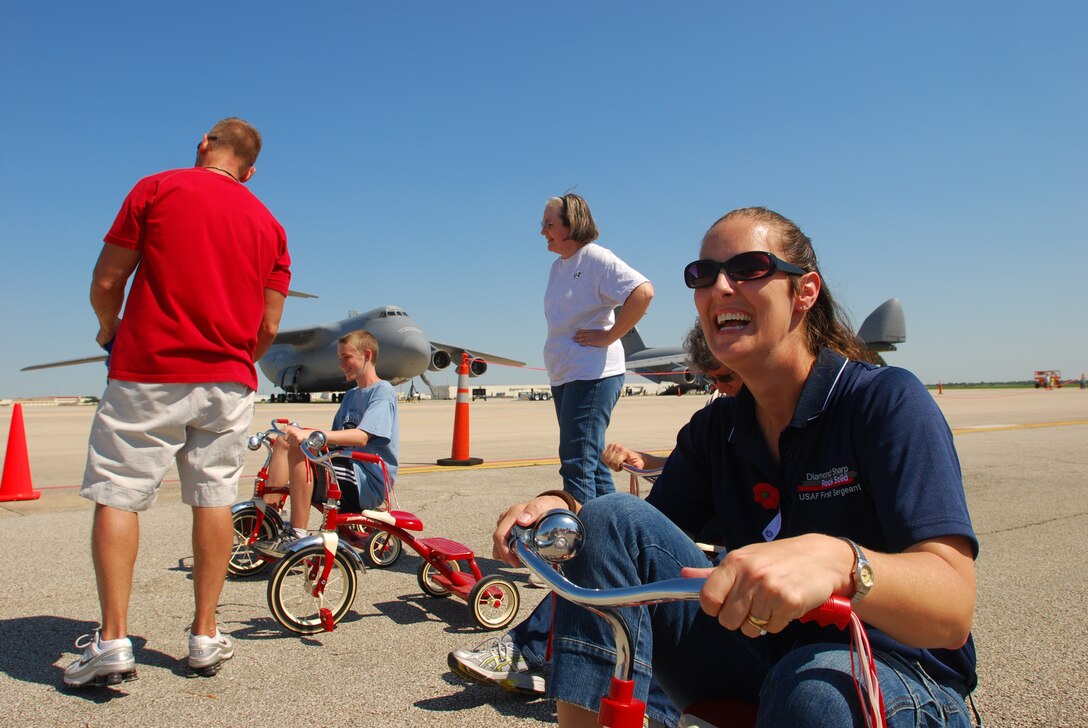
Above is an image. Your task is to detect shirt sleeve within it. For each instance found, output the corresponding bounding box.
[103,177,156,251]
[596,247,649,307]
[264,224,291,296]
[358,387,396,444]
[855,367,979,557]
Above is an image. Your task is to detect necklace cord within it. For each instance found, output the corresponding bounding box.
[203,165,239,182]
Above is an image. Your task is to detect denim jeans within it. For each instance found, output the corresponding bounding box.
[551,374,624,505]
[509,375,625,669]
[549,494,974,728]
[509,594,554,668]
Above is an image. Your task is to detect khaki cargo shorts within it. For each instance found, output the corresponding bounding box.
[81,380,255,512]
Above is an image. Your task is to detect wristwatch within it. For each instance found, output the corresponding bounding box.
[839,537,874,602]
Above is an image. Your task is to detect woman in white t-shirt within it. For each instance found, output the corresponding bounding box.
[541,193,654,504]
[448,194,654,694]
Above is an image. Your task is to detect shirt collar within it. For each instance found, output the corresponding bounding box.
[790,348,849,428]
[730,347,849,439]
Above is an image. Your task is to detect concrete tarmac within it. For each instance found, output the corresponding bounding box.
[1,389,1086,726]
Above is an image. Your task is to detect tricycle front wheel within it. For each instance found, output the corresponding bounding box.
[469,575,520,630]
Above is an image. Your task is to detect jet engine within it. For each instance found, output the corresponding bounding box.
[428,348,452,371]
[469,358,487,377]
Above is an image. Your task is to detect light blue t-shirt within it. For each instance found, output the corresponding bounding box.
[331,380,399,509]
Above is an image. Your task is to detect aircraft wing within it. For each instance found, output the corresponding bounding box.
[22,289,317,371]
[271,322,342,350]
[429,341,526,368]
[21,354,108,372]
[626,353,690,372]
[21,322,330,371]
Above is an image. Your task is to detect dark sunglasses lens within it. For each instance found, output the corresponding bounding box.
[726,252,774,281]
[685,261,718,288]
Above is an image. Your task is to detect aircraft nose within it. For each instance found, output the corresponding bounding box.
[398,330,431,372]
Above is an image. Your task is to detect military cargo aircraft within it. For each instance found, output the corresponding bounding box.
[22,300,525,403]
[24,298,905,400]
[257,305,525,401]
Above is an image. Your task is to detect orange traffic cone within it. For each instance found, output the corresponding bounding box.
[437,353,483,466]
[1,403,41,501]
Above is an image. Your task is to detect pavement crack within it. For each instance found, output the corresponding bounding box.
[976,510,1088,536]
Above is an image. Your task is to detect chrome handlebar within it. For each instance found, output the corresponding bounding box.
[246,418,298,451]
[508,508,854,685]
[508,508,694,683]
[509,509,705,609]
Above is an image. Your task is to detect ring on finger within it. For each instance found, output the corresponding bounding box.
[745,613,770,636]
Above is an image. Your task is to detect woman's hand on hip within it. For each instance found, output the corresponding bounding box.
[572,328,615,348]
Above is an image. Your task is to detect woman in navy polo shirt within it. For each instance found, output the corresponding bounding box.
[492,207,978,727]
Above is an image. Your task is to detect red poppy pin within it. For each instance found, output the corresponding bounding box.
[753,482,779,510]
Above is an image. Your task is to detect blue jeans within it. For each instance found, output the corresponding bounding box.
[510,375,625,666]
[549,494,975,728]
[551,374,624,505]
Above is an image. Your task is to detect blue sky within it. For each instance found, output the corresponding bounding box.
[3,1,1086,398]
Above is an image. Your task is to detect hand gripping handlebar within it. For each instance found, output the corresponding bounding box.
[507,509,884,728]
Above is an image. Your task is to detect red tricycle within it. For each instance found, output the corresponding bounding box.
[509,509,886,728]
[228,419,403,577]
[259,428,520,635]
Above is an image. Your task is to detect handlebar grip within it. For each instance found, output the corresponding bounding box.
[797,595,853,630]
[351,452,382,464]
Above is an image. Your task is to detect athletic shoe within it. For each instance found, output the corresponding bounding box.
[448,635,546,694]
[63,630,137,688]
[188,629,234,676]
[527,571,549,589]
[254,529,301,558]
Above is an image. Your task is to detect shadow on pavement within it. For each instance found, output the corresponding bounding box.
[417,675,557,723]
[0,615,177,701]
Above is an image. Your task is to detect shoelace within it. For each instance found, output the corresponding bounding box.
[487,639,515,664]
[275,531,300,546]
[73,629,101,650]
[467,636,504,655]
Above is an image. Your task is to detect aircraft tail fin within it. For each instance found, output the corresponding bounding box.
[620,327,648,355]
[857,298,906,352]
[615,307,648,355]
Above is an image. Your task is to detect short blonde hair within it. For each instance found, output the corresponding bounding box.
[339,329,379,361]
[207,117,263,169]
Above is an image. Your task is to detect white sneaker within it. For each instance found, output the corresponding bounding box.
[63,630,137,688]
[254,528,302,558]
[188,629,234,676]
[527,571,549,589]
[447,635,546,694]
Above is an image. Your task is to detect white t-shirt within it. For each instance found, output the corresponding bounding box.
[543,243,648,386]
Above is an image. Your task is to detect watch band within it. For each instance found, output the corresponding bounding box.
[537,489,580,513]
[838,537,874,602]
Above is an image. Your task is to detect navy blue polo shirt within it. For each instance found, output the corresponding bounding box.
[647,348,978,690]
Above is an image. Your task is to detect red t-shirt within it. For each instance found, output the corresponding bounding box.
[103,167,291,389]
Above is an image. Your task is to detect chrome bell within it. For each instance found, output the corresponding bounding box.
[304,430,328,450]
[532,509,584,563]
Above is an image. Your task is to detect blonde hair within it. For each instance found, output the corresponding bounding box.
[207,117,263,169]
[338,329,379,361]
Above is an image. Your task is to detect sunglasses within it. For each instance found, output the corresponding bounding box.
[684,251,807,289]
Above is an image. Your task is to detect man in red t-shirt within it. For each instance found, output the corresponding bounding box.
[64,118,291,688]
